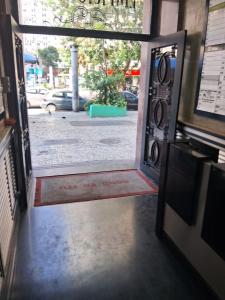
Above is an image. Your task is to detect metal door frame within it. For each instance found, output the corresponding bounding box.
[0,15,31,209]
[2,12,157,210]
[139,31,186,237]
[140,30,186,179]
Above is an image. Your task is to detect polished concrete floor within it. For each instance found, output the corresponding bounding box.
[11,195,213,300]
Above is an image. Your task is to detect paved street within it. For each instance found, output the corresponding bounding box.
[28,109,138,170]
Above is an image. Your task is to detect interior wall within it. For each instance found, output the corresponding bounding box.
[177,0,225,138]
[159,1,225,298]
[163,163,225,300]
[0,39,5,118]
[0,35,8,119]
[160,0,179,35]
[0,0,11,15]
[137,1,225,298]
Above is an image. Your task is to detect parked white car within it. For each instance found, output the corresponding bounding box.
[26,88,49,108]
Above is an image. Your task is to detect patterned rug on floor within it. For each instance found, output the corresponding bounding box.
[34,169,158,206]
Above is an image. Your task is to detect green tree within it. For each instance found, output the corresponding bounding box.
[57,38,141,81]
[42,0,142,73]
[42,0,143,94]
[38,46,60,67]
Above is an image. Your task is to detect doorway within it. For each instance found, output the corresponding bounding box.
[23,34,141,176]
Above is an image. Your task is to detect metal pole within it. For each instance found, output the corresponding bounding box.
[49,65,54,88]
[70,45,79,112]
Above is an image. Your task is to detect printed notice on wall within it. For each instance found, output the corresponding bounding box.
[197,0,225,116]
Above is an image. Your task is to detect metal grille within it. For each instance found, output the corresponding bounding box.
[43,139,79,146]
[143,45,177,181]
[0,146,16,277]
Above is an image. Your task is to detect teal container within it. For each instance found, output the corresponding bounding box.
[89,104,127,117]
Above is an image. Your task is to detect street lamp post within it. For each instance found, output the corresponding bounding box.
[70,45,79,112]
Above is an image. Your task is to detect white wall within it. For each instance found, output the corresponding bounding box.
[164,162,225,300]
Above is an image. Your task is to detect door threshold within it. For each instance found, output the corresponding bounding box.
[32,159,136,177]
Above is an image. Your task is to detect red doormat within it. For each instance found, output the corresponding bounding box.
[34,169,158,207]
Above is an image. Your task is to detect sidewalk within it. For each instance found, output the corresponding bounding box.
[28,109,138,170]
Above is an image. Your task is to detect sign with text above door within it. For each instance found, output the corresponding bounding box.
[21,0,143,33]
[79,0,136,8]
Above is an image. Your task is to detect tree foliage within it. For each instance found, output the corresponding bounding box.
[42,0,142,72]
[38,46,60,67]
[41,0,143,106]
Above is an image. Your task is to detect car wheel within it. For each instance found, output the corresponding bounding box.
[46,104,56,112]
[27,101,31,109]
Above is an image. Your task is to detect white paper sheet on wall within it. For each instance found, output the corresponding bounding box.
[197,0,225,116]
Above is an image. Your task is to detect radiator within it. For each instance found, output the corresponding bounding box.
[0,144,17,278]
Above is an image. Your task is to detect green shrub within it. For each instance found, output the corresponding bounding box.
[83,70,126,108]
[84,99,96,111]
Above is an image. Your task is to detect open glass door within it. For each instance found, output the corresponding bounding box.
[141,31,186,184]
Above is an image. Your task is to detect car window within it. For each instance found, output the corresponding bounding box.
[67,92,72,98]
[79,97,86,104]
[122,92,129,101]
[126,93,137,102]
[67,94,86,103]
[53,92,64,98]
[40,90,47,95]
[27,89,37,94]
